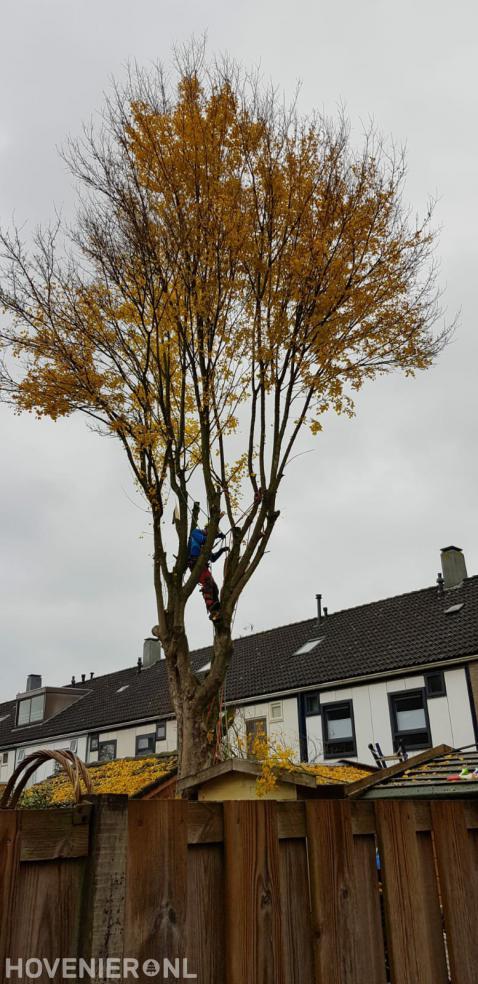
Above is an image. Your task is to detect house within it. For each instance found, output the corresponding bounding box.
[1,545,477,786]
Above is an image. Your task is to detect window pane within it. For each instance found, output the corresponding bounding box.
[17,700,30,725]
[326,711,352,739]
[98,742,116,762]
[29,695,44,722]
[137,734,155,752]
[396,706,426,731]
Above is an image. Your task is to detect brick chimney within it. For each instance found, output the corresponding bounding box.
[143,638,162,667]
[440,546,467,590]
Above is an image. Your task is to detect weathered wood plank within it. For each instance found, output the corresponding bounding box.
[0,812,21,972]
[415,832,449,983]
[19,806,91,861]
[224,800,285,984]
[352,835,387,984]
[279,839,314,984]
[186,844,225,984]
[375,801,446,984]
[187,801,223,844]
[9,860,86,982]
[125,800,188,982]
[431,801,478,984]
[276,801,306,840]
[78,795,128,974]
[306,800,360,984]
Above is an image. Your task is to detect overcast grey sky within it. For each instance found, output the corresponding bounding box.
[1,0,477,699]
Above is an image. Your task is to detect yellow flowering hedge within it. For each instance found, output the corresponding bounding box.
[20,755,177,808]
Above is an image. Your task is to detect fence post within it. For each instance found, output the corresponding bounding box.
[78,795,128,979]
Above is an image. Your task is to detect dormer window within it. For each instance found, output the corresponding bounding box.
[17,693,45,726]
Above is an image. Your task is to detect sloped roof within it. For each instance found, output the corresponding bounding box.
[357,746,478,798]
[1,574,478,749]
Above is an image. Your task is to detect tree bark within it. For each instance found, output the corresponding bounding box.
[161,614,234,784]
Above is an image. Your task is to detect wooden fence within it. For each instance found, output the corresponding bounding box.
[1,797,478,983]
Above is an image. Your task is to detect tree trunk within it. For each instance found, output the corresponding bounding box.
[161,621,234,786]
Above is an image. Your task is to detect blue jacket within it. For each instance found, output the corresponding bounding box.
[188,528,207,559]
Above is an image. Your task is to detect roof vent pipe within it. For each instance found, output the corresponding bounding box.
[441,546,467,590]
[316,593,322,624]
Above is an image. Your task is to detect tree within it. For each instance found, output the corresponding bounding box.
[0,48,448,779]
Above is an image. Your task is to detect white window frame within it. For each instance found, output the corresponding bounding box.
[269,701,283,723]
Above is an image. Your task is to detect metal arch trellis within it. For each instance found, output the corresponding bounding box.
[0,748,93,809]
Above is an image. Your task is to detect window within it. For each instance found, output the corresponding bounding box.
[1,751,8,765]
[89,734,99,753]
[322,701,356,758]
[53,760,63,775]
[17,694,45,726]
[389,690,431,751]
[269,701,283,722]
[98,740,117,762]
[293,638,325,656]
[425,671,446,698]
[245,717,267,757]
[69,739,78,753]
[156,722,167,741]
[135,733,156,756]
[15,749,25,765]
[305,692,320,716]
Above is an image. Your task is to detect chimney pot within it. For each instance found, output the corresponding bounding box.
[323,606,328,618]
[440,546,467,590]
[71,676,76,686]
[90,672,94,679]
[81,673,86,683]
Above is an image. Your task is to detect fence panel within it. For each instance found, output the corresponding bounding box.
[3,796,478,983]
[0,812,20,973]
[431,800,478,984]
[186,843,225,984]
[375,800,448,984]
[223,800,285,984]
[125,800,188,981]
[352,833,387,984]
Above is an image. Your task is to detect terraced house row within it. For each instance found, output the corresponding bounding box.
[1,546,477,787]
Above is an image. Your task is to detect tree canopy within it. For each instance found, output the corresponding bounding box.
[0,50,448,775]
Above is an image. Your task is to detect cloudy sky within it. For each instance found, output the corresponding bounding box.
[1,0,476,699]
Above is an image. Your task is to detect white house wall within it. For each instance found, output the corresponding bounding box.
[315,666,474,764]
[0,665,475,780]
[238,698,301,756]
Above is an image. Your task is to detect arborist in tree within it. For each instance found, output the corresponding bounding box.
[188,523,229,622]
